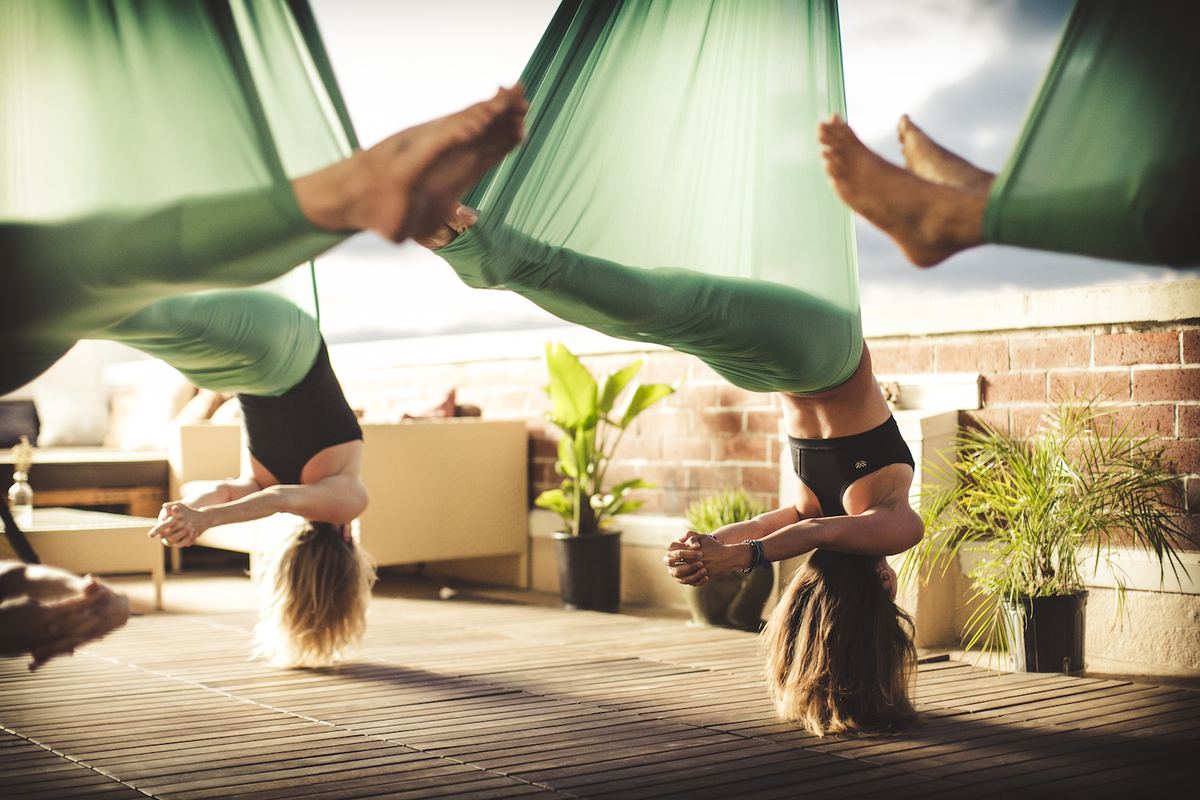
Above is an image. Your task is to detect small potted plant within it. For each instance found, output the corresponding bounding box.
[906,389,1188,673]
[682,489,773,631]
[535,342,677,610]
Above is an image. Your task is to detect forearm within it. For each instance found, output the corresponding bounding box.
[195,487,291,528]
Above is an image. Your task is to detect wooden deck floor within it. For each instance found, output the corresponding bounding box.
[2,593,1197,799]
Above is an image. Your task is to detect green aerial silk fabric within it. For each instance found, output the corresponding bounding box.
[443,0,861,395]
[984,0,1200,266]
[1,0,355,395]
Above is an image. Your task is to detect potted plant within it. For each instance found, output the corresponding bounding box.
[682,489,774,631]
[906,389,1188,673]
[535,342,677,611]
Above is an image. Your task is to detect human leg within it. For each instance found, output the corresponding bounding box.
[433,211,862,395]
[97,290,322,396]
[897,115,995,193]
[818,115,987,268]
[293,86,527,243]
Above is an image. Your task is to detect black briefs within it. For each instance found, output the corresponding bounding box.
[788,416,914,517]
[237,339,362,486]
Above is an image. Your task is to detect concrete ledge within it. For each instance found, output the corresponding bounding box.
[863,280,1200,339]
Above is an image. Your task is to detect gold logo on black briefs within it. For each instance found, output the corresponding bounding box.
[855,460,867,469]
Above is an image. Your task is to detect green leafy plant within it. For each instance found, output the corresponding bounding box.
[686,489,766,535]
[904,389,1188,659]
[535,342,678,536]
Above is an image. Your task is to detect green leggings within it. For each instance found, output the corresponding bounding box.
[2,187,342,395]
[98,290,321,397]
[438,218,862,395]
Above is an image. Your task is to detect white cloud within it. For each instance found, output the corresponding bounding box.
[839,0,1006,143]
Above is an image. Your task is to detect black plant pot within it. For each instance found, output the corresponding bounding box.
[553,530,621,612]
[1001,592,1088,674]
[684,565,774,631]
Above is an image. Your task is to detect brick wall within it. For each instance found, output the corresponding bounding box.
[336,286,1200,550]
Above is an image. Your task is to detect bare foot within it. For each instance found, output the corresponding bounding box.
[818,114,986,268]
[294,86,526,243]
[898,115,995,193]
[415,204,478,251]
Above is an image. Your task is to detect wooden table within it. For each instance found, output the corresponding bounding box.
[5,507,164,609]
[0,446,168,517]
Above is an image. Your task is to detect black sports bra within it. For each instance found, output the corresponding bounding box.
[788,416,914,517]
[237,340,362,486]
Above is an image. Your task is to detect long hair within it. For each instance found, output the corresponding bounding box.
[761,550,917,737]
[253,521,376,668]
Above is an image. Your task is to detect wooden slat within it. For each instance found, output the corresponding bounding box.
[2,593,1196,800]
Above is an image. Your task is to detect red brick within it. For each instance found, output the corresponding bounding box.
[698,410,743,435]
[1180,406,1200,438]
[1183,330,1200,364]
[719,385,772,408]
[1010,335,1090,370]
[1095,332,1181,366]
[617,435,661,460]
[981,372,1046,404]
[1011,407,1048,438]
[531,436,560,458]
[1176,514,1200,548]
[867,343,935,375]
[666,385,717,408]
[937,340,1008,372]
[768,437,784,465]
[1131,367,1200,403]
[1048,370,1130,403]
[1161,440,1200,475]
[960,408,1009,436]
[717,437,771,463]
[686,465,741,491]
[636,409,689,437]
[661,436,713,461]
[742,466,783,494]
[634,493,666,515]
[747,410,785,435]
[668,490,706,518]
[1186,477,1200,514]
[1104,404,1177,439]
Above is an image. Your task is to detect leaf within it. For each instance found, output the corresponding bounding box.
[616,380,678,428]
[544,342,597,430]
[597,361,642,416]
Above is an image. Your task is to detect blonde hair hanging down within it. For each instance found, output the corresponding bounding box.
[253,521,376,668]
[761,550,917,737]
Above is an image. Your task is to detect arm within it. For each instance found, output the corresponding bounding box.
[666,500,923,586]
[151,475,369,547]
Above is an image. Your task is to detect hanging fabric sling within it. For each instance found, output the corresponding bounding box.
[1,0,356,395]
[984,0,1200,266]
[438,0,862,395]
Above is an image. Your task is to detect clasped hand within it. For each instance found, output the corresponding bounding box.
[664,532,746,586]
[149,501,208,547]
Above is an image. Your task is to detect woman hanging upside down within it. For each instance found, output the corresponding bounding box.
[419,206,923,737]
[109,290,373,668]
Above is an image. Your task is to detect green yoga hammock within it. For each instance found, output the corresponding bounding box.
[1,0,353,395]
[985,0,1200,266]
[439,0,862,396]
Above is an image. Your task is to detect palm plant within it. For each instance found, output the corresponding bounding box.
[535,342,677,536]
[904,389,1188,660]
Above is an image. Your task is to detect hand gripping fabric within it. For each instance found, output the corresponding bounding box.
[439,0,863,395]
[1,0,356,394]
[984,0,1200,266]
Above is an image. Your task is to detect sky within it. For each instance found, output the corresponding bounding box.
[306,0,1199,344]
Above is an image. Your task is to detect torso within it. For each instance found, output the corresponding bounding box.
[779,345,914,518]
[250,438,363,490]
